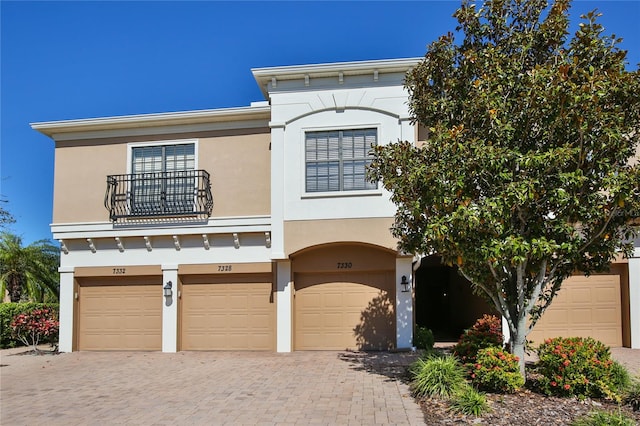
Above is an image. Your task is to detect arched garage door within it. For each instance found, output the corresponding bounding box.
[294,271,395,350]
[529,273,623,347]
[77,276,162,351]
[292,244,397,351]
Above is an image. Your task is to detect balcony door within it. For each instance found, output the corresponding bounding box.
[131,144,195,216]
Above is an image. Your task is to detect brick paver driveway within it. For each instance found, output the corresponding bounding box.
[1,349,425,425]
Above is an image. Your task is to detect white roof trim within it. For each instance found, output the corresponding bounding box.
[252,57,422,97]
[31,105,271,139]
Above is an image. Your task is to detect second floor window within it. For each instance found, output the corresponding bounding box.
[131,143,196,215]
[305,129,377,192]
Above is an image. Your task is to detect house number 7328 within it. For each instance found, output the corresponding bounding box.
[337,262,352,269]
[112,268,126,274]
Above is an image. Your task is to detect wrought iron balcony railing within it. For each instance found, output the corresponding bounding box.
[105,170,213,222]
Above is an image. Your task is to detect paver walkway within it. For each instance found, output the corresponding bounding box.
[0,349,425,425]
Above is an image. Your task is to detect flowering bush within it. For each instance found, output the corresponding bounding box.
[453,314,503,364]
[0,303,58,348]
[537,337,619,400]
[10,308,59,353]
[470,346,524,393]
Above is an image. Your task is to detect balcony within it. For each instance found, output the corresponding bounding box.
[105,170,213,223]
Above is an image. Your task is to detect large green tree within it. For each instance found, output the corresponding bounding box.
[0,232,60,303]
[369,0,639,376]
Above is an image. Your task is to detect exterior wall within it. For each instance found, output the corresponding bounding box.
[200,128,270,217]
[274,88,410,224]
[53,141,126,223]
[52,127,270,225]
[269,73,412,260]
[284,218,396,256]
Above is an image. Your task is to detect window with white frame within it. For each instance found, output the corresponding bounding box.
[305,129,377,192]
[130,143,196,215]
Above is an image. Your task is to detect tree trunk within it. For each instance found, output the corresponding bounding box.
[509,316,529,379]
[8,274,23,302]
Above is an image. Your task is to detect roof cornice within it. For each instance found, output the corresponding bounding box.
[30,105,271,139]
[252,57,422,98]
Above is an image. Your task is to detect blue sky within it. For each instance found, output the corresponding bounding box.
[1,1,639,244]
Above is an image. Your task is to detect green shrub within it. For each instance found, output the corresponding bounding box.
[453,314,503,364]
[570,409,636,426]
[623,378,640,411]
[470,346,524,393]
[410,354,467,398]
[610,361,631,392]
[537,337,619,401]
[448,385,490,416]
[414,326,435,350]
[0,303,59,348]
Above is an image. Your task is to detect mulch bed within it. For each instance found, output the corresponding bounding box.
[349,351,640,425]
[417,385,640,425]
[8,347,60,356]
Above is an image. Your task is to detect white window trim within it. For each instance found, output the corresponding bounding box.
[300,189,383,199]
[299,125,381,197]
[126,138,199,174]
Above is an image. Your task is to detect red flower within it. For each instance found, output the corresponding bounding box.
[563,384,570,390]
[551,381,557,387]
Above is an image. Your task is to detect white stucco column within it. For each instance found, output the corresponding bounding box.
[57,266,75,353]
[396,257,413,349]
[270,123,286,259]
[161,264,178,352]
[276,260,292,352]
[629,250,640,349]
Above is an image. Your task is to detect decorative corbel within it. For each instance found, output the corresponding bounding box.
[144,236,152,252]
[59,240,69,255]
[233,233,240,249]
[86,238,96,253]
[265,232,271,248]
[115,237,124,253]
[173,235,181,251]
[202,234,210,250]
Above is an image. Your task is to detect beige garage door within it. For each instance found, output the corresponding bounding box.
[294,271,395,351]
[78,278,162,351]
[181,274,275,350]
[529,274,622,347]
